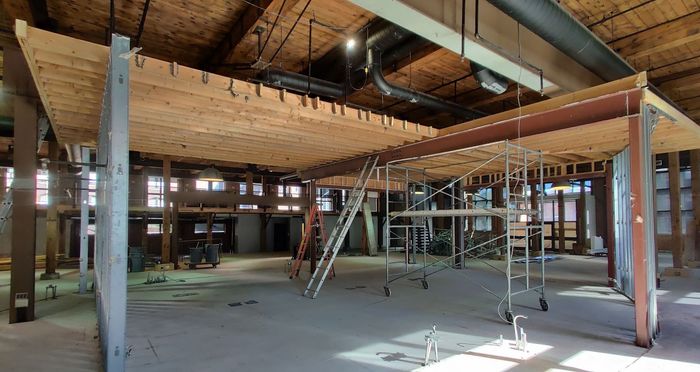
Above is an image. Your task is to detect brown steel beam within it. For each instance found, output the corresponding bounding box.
[205,0,274,72]
[170,191,309,207]
[628,116,651,348]
[299,89,643,180]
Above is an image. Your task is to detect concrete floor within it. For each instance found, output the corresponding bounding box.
[0,252,698,371]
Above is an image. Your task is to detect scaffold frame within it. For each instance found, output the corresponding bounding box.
[382,140,547,323]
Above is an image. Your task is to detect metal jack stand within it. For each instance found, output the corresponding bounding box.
[45,284,57,300]
[423,323,439,366]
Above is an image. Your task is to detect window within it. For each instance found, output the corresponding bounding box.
[194,223,225,234]
[88,172,97,206]
[317,188,334,212]
[277,185,302,211]
[196,180,224,191]
[35,169,49,205]
[472,188,492,231]
[4,168,13,192]
[147,223,162,235]
[147,176,178,207]
[240,183,263,209]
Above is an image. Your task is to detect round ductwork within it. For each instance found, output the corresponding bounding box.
[470,61,509,95]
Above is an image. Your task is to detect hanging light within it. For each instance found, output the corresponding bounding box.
[346,38,356,50]
[414,186,425,195]
[198,165,223,182]
[550,179,570,192]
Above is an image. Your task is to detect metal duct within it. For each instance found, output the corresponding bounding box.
[367,48,482,120]
[487,0,635,81]
[261,69,344,98]
[470,61,509,95]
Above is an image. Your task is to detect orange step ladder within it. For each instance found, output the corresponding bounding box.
[289,204,334,279]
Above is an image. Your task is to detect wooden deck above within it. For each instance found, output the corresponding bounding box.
[15,21,434,171]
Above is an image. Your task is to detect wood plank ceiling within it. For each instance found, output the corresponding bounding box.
[17,23,434,173]
[1,0,700,154]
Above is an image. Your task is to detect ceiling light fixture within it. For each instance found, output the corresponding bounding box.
[198,165,224,182]
[550,179,570,192]
[346,38,356,50]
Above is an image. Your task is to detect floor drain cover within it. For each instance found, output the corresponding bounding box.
[173,292,198,298]
[244,300,259,305]
[228,302,243,307]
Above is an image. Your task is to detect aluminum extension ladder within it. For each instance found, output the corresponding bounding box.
[303,156,378,298]
[0,187,12,234]
[289,203,332,279]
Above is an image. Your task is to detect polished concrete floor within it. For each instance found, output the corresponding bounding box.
[0,252,698,371]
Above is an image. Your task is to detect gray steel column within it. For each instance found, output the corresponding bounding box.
[96,33,130,371]
[79,147,90,294]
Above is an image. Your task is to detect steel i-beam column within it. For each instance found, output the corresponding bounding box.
[79,147,90,294]
[95,33,130,371]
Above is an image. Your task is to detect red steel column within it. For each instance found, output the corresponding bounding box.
[628,116,651,348]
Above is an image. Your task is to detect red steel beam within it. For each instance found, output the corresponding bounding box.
[299,89,643,180]
[628,115,651,348]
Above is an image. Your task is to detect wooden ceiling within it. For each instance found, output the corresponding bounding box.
[2,0,700,128]
[17,22,433,173]
[561,0,700,124]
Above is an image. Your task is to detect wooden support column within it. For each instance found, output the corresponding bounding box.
[605,166,616,287]
[308,181,317,272]
[530,184,540,253]
[7,46,38,324]
[41,141,61,279]
[245,171,253,196]
[141,213,148,252]
[574,180,587,255]
[206,213,214,244]
[557,190,566,253]
[629,115,653,348]
[161,157,171,263]
[668,152,684,268]
[171,202,179,264]
[492,186,504,253]
[691,150,700,263]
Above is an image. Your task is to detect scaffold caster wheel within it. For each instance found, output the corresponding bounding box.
[505,311,513,323]
[384,286,391,297]
[539,298,549,311]
[421,279,429,290]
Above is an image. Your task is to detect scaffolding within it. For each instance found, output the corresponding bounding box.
[382,141,548,323]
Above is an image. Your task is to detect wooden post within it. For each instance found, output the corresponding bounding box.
[8,45,38,323]
[668,152,683,268]
[206,213,214,244]
[691,150,700,263]
[557,190,566,254]
[530,184,540,253]
[161,157,171,263]
[492,186,504,253]
[245,171,253,196]
[41,141,60,279]
[575,180,587,255]
[171,196,179,265]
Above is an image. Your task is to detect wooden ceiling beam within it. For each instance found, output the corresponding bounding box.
[2,0,52,29]
[652,66,700,86]
[610,10,700,59]
[204,0,275,73]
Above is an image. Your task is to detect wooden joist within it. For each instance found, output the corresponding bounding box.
[15,21,435,171]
